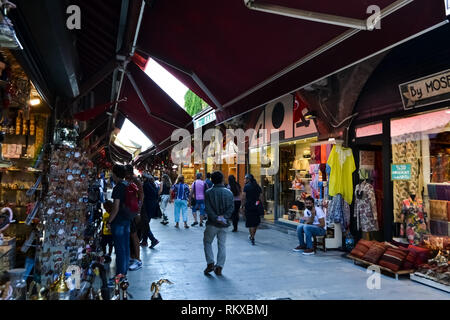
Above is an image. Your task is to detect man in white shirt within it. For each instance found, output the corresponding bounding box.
[293,196,326,255]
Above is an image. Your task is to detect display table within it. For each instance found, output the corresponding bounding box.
[0,237,16,272]
[410,272,450,293]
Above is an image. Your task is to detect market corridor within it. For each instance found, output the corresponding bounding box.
[111,204,449,300]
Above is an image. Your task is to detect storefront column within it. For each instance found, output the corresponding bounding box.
[382,118,394,241]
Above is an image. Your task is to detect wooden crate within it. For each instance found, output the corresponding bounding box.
[347,254,415,280]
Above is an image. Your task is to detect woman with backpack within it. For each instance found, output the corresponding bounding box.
[170,175,190,229]
[240,174,264,245]
[227,175,242,232]
[159,174,171,225]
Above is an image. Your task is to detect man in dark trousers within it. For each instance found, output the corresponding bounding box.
[203,171,234,276]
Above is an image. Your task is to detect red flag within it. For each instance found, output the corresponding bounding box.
[293,92,308,124]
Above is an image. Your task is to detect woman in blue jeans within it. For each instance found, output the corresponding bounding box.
[107,165,131,277]
[170,175,190,229]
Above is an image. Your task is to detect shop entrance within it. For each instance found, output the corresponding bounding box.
[352,139,385,242]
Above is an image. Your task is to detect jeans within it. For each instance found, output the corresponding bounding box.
[160,195,170,218]
[297,224,326,249]
[192,199,206,216]
[111,221,131,275]
[142,218,157,243]
[203,225,227,268]
[174,199,188,223]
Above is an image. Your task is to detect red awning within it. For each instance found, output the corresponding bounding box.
[137,0,448,123]
[119,62,193,148]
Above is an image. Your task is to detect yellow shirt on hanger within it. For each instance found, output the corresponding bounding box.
[327,144,356,204]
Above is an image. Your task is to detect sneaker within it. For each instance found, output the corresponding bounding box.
[232,228,237,232]
[140,241,148,247]
[129,260,142,271]
[175,223,179,228]
[191,221,198,226]
[293,245,307,252]
[162,220,169,225]
[251,238,255,245]
[199,222,203,227]
[204,263,215,275]
[149,239,160,249]
[302,249,315,256]
[184,224,189,229]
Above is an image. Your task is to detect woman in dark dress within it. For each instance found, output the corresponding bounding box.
[240,174,263,245]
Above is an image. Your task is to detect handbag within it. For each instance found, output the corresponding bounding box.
[256,200,264,216]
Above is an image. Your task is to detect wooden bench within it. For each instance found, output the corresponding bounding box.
[347,254,415,280]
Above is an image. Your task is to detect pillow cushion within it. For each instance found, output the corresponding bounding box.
[362,242,387,264]
[390,240,409,248]
[379,247,408,272]
[407,245,431,268]
[350,239,373,259]
[401,248,417,270]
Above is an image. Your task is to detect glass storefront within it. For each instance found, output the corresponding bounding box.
[391,108,450,244]
[248,136,318,223]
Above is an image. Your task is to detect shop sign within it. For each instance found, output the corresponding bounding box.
[194,110,216,129]
[399,69,450,110]
[391,163,411,181]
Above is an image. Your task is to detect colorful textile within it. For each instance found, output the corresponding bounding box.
[392,133,422,222]
[327,194,351,230]
[350,239,373,259]
[327,145,356,204]
[401,248,417,270]
[402,198,428,245]
[378,247,408,272]
[354,181,378,232]
[326,144,332,159]
[362,242,386,264]
[407,245,431,268]
[309,164,320,199]
[320,144,327,164]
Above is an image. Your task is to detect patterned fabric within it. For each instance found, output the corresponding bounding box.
[350,239,373,259]
[354,181,379,232]
[392,133,422,223]
[401,249,417,270]
[327,194,351,230]
[401,198,428,245]
[309,164,320,199]
[407,244,431,268]
[362,242,386,264]
[378,247,408,272]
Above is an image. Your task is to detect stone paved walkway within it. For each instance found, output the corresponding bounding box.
[109,203,450,300]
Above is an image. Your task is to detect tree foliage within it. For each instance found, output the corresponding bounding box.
[184,90,207,116]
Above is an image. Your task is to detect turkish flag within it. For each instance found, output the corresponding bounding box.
[293,92,308,124]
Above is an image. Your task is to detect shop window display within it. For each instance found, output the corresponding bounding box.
[391,109,450,245]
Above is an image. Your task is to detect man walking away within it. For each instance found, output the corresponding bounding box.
[203,171,234,276]
[190,172,207,227]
